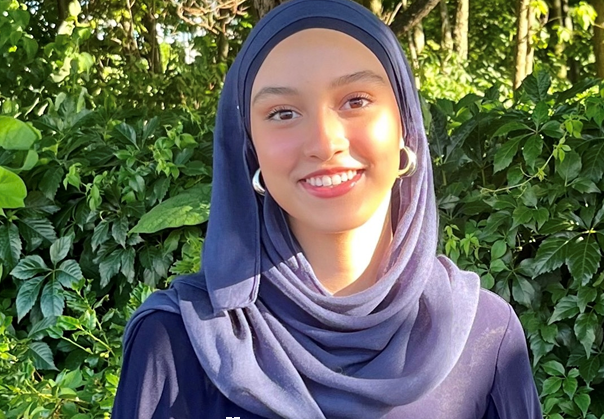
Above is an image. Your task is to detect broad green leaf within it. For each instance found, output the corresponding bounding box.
[541,376,563,396]
[583,142,604,182]
[493,136,525,173]
[112,122,137,147]
[556,151,582,182]
[0,116,39,150]
[549,295,579,324]
[577,287,597,313]
[40,279,64,317]
[481,273,494,289]
[533,207,549,229]
[566,236,600,286]
[594,293,604,315]
[57,315,81,331]
[562,376,578,398]
[50,236,72,266]
[521,185,538,207]
[539,218,573,235]
[18,217,57,248]
[121,247,135,283]
[11,255,49,279]
[571,177,600,194]
[574,393,590,417]
[522,135,543,168]
[533,236,574,276]
[542,360,565,376]
[38,166,64,200]
[579,356,601,383]
[28,316,58,339]
[111,217,129,247]
[512,205,533,229]
[91,220,110,251]
[16,276,44,321]
[529,333,555,366]
[0,166,27,208]
[56,259,82,289]
[574,312,598,357]
[491,240,507,260]
[99,249,122,288]
[540,324,558,344]
[132,185,211,234]
[490,258,507,273]
[18,149,38,171]
[543,397,560,414]
[58,368,83,389]
[0,223,21,270]
[523,70,551,103]
[142,117,160,141]
[493,121,530,137]
[21,36,37,60]
[541,120,564,138]
[512,275,535,307]
[27,341,57,370]
[532,102,549,126]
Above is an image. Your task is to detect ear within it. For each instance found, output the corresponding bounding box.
[399,136,405,150]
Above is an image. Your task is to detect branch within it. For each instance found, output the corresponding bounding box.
[389,0,440,36]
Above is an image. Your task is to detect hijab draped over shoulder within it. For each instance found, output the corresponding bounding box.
[123,0,480,417]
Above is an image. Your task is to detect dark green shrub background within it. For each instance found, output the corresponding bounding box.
[2,0,604,417]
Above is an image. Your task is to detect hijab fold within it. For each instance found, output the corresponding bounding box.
[123,1,480,417]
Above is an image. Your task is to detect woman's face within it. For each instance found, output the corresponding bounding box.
[250,28,403,234]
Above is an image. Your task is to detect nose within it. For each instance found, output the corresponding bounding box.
[303,108,348,161]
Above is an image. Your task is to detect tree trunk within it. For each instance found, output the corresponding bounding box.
[414,23,425,54]
[217,8,230,64]
[142,2,162,74]
[592,0,604,78]
[252,0,289,20]
[525,3,535,77]
[453,0,469,60]
[390,0,441,36]
[56,0,69,23]
[549,0,566,79]
[513,0,531,89]
[440,0,453,51]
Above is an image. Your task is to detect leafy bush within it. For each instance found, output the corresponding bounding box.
[0,92,213,416]
[3,66,604,418]
[430,71,604,418]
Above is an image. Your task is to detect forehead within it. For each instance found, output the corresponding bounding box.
[252,28,388,91]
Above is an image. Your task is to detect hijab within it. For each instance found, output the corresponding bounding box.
[123,0,480,417]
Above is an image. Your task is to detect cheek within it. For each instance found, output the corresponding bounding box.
[252,125,302,180]
[351,111,401,165]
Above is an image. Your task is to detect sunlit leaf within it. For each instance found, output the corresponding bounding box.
[132,185,211,234]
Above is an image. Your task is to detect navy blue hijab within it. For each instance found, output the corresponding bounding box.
[123,0,480,417]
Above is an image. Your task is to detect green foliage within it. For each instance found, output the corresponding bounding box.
[430,70,604,418]
[0,90,212,414]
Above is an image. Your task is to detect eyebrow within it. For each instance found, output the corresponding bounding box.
[251,70,387,105]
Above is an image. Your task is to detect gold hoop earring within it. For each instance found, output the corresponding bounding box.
[398,146,418,178]
[252,168,266,196]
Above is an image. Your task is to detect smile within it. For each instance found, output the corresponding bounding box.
[304,170,359,187]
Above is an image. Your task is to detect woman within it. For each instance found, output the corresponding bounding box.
[112,0,542,418]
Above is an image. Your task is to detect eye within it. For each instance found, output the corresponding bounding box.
[267,107,300,121]
[341,94,373,110]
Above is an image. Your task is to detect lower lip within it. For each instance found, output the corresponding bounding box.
[300,171,363,198]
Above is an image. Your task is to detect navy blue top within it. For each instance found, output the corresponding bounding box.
[112,289,542,419]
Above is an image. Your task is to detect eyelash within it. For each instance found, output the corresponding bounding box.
[265,93,374,121]
[266,106,296,121]
[342,93,373,110]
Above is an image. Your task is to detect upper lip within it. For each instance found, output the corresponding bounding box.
[301,167,364,180]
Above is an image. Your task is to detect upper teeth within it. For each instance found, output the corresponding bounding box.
[305,170,358,187]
